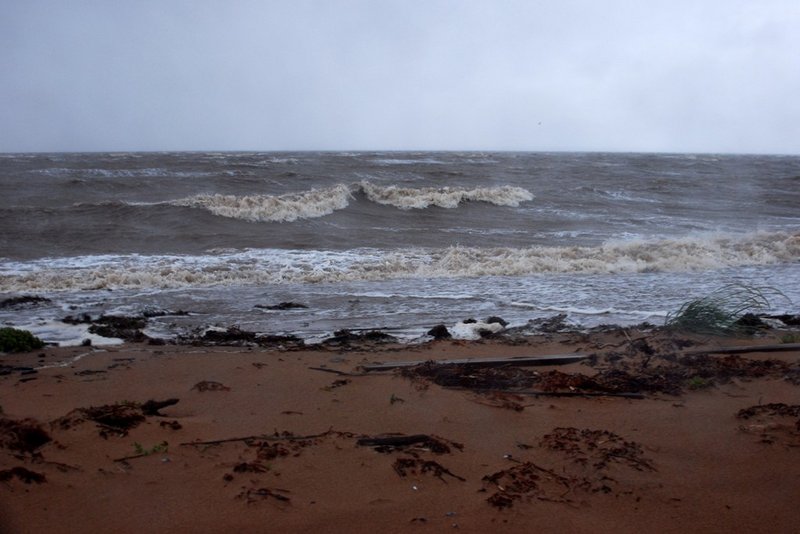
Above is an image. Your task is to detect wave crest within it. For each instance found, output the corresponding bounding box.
[172,184,352,222]
[359,182,534,209]
[168,182,534,222]
[2,232,797,291]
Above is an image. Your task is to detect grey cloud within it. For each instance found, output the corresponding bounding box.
[1,0,798,153]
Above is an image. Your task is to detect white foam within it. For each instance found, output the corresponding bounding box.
[1,231,798,291]
[172,184,353,222]
[450,320,505,340]
[358,182,534,209]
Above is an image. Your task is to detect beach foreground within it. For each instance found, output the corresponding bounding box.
[2,327,799,533]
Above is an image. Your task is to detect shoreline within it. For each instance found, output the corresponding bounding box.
[2,326,800,533]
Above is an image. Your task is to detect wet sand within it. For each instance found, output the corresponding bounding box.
[2,328,800,533]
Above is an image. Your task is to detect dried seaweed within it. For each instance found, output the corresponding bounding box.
[191,381,231,392]
[0,466,47,484]
[0,418,52,453]
[482,461,572,508]
[540,427,655,472]
[392,457,465,482]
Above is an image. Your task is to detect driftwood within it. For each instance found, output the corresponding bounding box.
[141,398,180,416]
[360,354,588,372]
[180,429,336,447]
[469,389,645,399]
[307,367,368,377]
[682,343,800,356]
[356,434,434,448]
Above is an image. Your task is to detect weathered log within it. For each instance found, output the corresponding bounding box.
[140,398,180,416]
[682,343,800,356]
[356,434,434,448]
[359,354,588,372]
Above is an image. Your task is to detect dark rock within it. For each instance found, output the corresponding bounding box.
[427,324,452,340]
[88,315,149,342]
[0,296,51,309]
[486,316,509,327]
[462,318,477,324]
[142,308,190,318]
[764,314,800,326]
[256,334,304,347]
[735,313,769,335]
[528,314,570,333]
[255,302,309,310]
[62,313,93,325]
[323,329,397,345]
[201,326,257,345]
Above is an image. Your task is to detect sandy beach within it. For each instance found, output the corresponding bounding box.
[2,325,799,533]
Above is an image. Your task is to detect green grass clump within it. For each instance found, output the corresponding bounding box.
[780,333,800,344]
[665,284,788,336]
[0,327,45,353]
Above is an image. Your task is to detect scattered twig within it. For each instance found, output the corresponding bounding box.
[180,428,338,447]
[307,366,367,377]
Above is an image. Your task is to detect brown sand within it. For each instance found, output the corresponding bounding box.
[2,329,799,533]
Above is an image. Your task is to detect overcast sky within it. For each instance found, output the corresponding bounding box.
[2,0,799,154]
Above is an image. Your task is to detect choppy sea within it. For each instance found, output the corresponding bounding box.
[1,151,798,345]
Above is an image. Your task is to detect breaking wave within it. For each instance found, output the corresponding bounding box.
[170,182,534,222]
[359,182,534,209]
[2,231,797,291]
[172,184,352,223]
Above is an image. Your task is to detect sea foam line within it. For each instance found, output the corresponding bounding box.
[1,231,797,291]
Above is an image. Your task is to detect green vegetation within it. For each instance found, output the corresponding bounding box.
[687,376,711,390]
[0,327,45,353]
[665,284,788,336]
[133,441,169,456]
[780,333,800,344]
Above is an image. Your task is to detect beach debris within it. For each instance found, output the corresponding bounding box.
[322,378,351,391]
[53,398,179,437]
[140,398,180,416]
[54,403,146,437]
[483,427,655,508]
[682,343,800,356]
[362,353,588,372]
[392,457,465,482]
[540,427,655,472]
[0,466,47,484]
[390,393,405,405]
[736,403,800,444]
[357,434,463,454]
[233,462,269,473]
[0,417,52,453]
[238,486,291,504]
[159,420,182,431]
[482,461,572,508]
[191,380,231,392]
